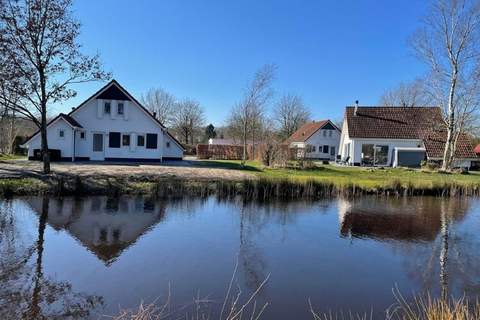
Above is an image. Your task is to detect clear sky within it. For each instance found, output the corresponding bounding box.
[57,0,430,126]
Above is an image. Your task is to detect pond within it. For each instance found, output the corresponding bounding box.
[1,195,479,319]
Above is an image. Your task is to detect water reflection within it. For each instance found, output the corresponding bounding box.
[25,196,167,265]
[0,198,102,319]
[338,197,468,242]
[338,197,479,300]
[1,195,479,319]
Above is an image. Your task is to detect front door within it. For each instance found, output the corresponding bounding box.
[91,133,105,161]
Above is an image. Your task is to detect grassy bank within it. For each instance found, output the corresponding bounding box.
[196,160,480,196]
[1,160,480,198]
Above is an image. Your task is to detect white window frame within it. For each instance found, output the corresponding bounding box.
[117,102,124,115]
[104,101,112,115]
[79,131,86,140]
[137,134,145,147]
[122,133,131,147]
[58,129,65,139]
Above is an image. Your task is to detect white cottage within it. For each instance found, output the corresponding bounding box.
[284,120,341,161]
[23,80,184,162]
[338,105,477,168]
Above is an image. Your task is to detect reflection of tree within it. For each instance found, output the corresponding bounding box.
[239,203,268,293]
[0,197,103,319]
[407,198,480,301]
[339,197,480,301]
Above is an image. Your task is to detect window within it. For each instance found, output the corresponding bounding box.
[137,135,145,147]
[166,141,170,148]
[117,102,124,115]
[109,132,121,148]
[59,130,65,138]
[122,134,130,146]
[323,145,329,153]
[374,145,389,166]
[361,144,389,166]
[323,130,327,137]
[104,102,111,114]
[330,146,336,156]
[329,130,333,137]
[80,132,85,139]
[361,144,374,166]
[146,133,158,149]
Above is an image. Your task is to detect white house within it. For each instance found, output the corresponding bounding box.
[338,104,477,168]
[284,120,341,161]
[208,138,238,145]
[23,80,184,162]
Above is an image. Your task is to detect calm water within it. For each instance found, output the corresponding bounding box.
[1,195,479,319]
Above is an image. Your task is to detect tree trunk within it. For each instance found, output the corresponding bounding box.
[40,106,50,174]
[8,110,16,154]
[39,69,50,174]
[441,71,457,171]
[242,121,247,165]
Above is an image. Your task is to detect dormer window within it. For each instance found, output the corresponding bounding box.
[104,102,111,114]
[117,102,124,115]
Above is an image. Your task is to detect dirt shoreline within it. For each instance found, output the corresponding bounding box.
[0,159,256,181]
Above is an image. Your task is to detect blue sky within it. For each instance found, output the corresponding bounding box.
[58,0,430,126]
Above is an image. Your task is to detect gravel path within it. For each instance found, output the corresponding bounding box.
[0,159,255,181]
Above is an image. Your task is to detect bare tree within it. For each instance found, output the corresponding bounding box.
[410,0,480,170]
[140,87,176,128]
[0,0,110,173]
[273,94,310,140]
[379,79,433,107]
[172,99,205,145]
[227,64,276,164]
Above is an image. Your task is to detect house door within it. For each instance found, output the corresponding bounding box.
[91,133,105,161]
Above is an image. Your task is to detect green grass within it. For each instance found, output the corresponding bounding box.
[0,153,26,161]
[197,160,480,191]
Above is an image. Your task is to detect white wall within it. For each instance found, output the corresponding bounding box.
[303,128,341,160]
[162,133,184,159]
[27,119,74,159]
[350,138,422,166]
[71,98,164,160]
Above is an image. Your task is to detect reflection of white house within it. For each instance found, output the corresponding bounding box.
[26,196,166,264]
[283,120,341,161]
[22,80,184,162]
[338,104,477,168]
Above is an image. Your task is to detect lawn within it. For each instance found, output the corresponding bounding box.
[197,159,480,190]
[0,154,26,161]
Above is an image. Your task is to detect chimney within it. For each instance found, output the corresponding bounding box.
[354,100,359,116]
[153,111,157,119]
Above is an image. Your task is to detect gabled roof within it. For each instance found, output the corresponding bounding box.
[344,106,477,159]
[284,120,340,144]
[345,106,443,140]
[423,131,477,159]
[60,113,83,128]
[24,80,185,151]
[23,113,84,144]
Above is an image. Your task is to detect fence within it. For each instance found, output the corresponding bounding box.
[197,143,298,161]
